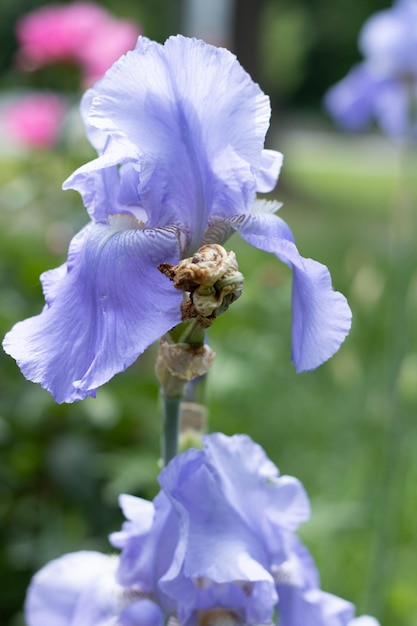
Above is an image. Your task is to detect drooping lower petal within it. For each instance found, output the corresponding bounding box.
[3,221,182,403]
[228,212,352,372]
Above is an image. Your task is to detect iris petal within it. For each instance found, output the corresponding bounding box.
[79,35,276,251]
[323,63,381,131]
[3,222,182,403]
[228,212,352,372]
[256,149,283,193]
[25,551,118,626]
[63,148,138,222]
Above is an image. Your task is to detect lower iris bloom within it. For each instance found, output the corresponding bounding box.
[24,434,378,626]
[3,35,351,403]
[324,0,417,139]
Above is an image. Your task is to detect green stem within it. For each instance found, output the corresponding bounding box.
[159,320,206,465]
[178,318,205,345]
[162,394,182,465]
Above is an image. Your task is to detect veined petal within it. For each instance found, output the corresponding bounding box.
[228,213,352,372]
[83,35,273,251]
[3,221,182,403]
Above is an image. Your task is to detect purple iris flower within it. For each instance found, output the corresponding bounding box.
[324,0,417,139]
[3,35,351,403]
[110,433,310,626]
[24,434,379,626]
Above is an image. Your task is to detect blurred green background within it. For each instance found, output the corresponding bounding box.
[1,1,416,625]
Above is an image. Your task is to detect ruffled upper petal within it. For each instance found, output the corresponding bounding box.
[79,35,275,252]
[201,433,310,538]
[3,221,182,403]
[228,212,352,372]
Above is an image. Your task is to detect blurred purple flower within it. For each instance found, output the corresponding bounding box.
[24,434,379,626]
[3,35,351,403]
[324,0,417,139]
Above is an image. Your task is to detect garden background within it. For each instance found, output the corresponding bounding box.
[0,1,416,625]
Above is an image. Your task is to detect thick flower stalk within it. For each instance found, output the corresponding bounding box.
[324,0,417,139]
[24,434,379,626]
[3,35,351,403]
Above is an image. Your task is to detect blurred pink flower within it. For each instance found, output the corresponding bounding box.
[4,93,67,148]
[81,18,141,85]
[15,2,141,86]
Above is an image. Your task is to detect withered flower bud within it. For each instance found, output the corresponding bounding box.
[159,244,244,328]
[155,334,216,397]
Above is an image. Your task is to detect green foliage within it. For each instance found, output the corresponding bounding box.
[258,0,392,108]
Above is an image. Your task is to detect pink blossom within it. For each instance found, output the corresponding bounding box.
[16,2,141,85]
[81,18,142,86]
[4,93,67,148]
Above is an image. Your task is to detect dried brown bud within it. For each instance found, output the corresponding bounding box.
[158,244,244,328]
[155,334,216,396]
